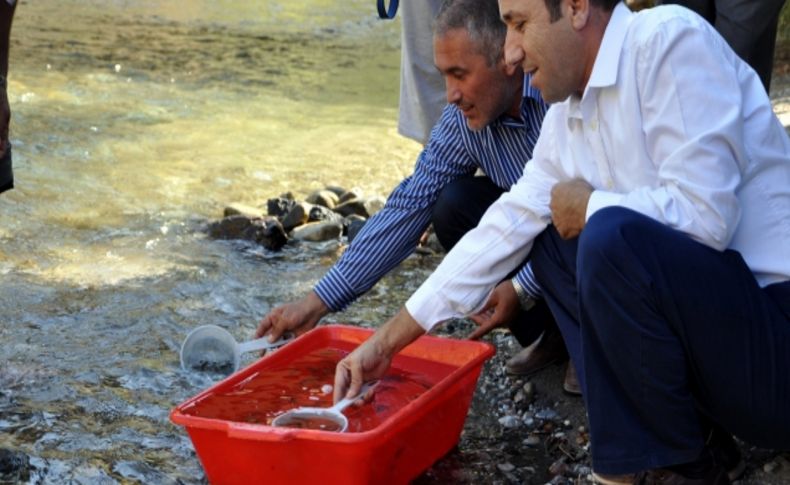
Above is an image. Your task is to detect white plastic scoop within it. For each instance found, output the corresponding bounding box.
[271,381,378,432]
[180,324,294,374]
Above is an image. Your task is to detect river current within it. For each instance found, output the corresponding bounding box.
[0,1,438,482]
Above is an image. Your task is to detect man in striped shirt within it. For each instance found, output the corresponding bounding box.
[257,0,577,390]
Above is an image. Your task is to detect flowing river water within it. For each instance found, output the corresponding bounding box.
[0,1,444,482]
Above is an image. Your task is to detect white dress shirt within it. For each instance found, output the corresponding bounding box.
[406,3,790,331]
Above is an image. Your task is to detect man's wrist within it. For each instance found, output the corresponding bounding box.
[511,278,536,311]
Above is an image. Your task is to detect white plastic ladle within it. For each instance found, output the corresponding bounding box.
[271,381,378,432]
[179,324,294,374]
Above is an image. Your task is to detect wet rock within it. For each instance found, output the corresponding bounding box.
[324,185,346,197]
[535,408,559,421]
[497,462,515,473]
[333,198,368,218]
[498,415,520,428]
[281,202,314,231]
[290,221,343,242]
[765,460,779,473]
[207,215,287,250]
[0,448,30,482]
[345,217,366,243]
[523,435,541,447]
[363,195,386,217]
[224,202,264,219]
[266,197,296,219]
[309,205,343,224]
[306,189,339,209]
[338,188,362,204]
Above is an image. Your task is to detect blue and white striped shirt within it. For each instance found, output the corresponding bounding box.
[315,74,548,312]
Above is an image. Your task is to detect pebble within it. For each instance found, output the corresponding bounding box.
[535,408,559,420]
[497,462,515,473]
[764,460,778,473]
[523,435,541,447]
[498,415,521,428]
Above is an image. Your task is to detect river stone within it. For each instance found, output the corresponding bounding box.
[290,221,342,242]
[0,448,30,481]
[363,195,386,217]
[266,197,296,219]
[223,203,264,219]
[333,198,368,218]
[305,189,339,209]
[324,185,346,197]
[338,188,362,204]
[207,215,287,250]
[309,205,343,224]
[346,217,366,243]
[281,202,314,231]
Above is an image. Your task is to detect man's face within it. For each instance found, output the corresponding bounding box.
[433,29,520,131]
[500,0,585,103]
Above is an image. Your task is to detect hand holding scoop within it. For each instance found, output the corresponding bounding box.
[180,324,294,374]
[272,381,378,432]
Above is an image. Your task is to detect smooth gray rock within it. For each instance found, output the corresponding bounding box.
[338,188,362,204]
[290,221,343,242]
[309,205,344,224]
[345,217,367,243]
[207,215,288,251]
[280,202,314,231]
[266,197,296,219]
[333,199,368,218]
[223,203,264,219]
[363,195,386,217]
[306,189,339,209]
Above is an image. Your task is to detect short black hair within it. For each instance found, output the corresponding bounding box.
[543,0,622,22]
[434,0,506,66]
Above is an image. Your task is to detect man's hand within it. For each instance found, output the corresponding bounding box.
[550,179,594,239]
[334,307,425,403]
[255,291,329,343]
[467,280,520,340]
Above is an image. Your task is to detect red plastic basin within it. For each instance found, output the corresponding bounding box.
[170,324,494,485]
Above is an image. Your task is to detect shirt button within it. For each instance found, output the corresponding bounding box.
[606,179,614,189]
[589,120,598,131]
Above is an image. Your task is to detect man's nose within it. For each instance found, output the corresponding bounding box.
[445,80,461,105]
[504,29,524,68]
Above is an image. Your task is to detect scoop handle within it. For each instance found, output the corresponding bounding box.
[328,381,378,414]
[236,332,295,354]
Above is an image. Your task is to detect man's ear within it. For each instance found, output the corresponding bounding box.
[567,0,591,30]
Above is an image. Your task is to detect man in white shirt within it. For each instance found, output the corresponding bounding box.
[333,0,790,482]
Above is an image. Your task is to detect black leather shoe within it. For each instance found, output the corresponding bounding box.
[505,329,567,376]
[706,427,745,481]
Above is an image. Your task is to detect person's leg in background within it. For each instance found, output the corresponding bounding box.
[533,206,790,480]
[398,0,446,145]
[432,176,572,390]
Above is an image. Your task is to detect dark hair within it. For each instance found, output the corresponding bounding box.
[434,0,506,66]
[543,0,622,21]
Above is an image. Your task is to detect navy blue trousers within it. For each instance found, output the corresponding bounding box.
[432,175,551,347]
[531,207,790,474]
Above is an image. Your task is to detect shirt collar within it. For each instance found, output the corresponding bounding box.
[586,2,633,90]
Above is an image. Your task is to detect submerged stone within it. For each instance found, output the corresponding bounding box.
[207,215,287,250]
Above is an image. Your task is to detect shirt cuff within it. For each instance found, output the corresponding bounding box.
[313,267,357,312]
[586,189,624,221]
[513,262,542,299]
